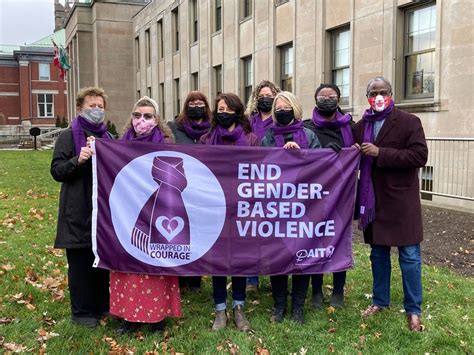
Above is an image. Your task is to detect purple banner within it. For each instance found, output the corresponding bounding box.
[91,139,360,276]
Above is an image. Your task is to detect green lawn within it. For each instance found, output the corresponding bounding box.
[0,150,472,354]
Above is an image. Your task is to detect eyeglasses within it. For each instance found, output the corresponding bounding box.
[131,112,155,120]
[274,106,293,113]
[367,90,391,98]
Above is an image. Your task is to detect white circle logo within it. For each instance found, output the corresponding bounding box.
[109,151,226,266]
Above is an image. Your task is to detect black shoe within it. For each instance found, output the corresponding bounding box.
[311,293,324,309]
[270,307,286,323]
[291,307,304,325]
[330,292,344,308]
[116,321,140,335]
[71,316,98,328]
[150,321,165,332]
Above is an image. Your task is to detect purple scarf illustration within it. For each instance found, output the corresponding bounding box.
[131,156,190,253]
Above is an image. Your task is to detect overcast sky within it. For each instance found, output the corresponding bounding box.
[0,0,55,45]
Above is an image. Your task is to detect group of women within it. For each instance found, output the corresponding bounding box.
[51,79,357,334]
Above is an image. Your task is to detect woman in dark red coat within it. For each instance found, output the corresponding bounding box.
[355,77,428,332]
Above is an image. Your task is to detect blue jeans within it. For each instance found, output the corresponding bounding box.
[370,244,422,315]
[212,276,246,311]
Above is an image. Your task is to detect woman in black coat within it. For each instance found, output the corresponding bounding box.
[168,91,212,291]
[51,87,113,327]
[304,83,355,309]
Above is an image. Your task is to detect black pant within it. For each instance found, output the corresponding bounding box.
[311,271,346,295]
[66,248,109,319]
[270,274,310,309]
[179,276,202,289]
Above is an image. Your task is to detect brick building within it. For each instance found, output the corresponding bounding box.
[0,31,68,133]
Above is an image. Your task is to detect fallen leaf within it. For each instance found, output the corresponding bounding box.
[326,306,336,314]
[1,264,15,271]
[3,342,28,353]
[328,327,337,333]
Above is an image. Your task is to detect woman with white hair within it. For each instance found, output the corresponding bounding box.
[109,96,182,334]
[261,91,321,325]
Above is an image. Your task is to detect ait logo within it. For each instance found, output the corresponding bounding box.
[109,151,226,267]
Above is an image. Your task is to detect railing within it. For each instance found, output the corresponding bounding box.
[420,138,474,201]
[37,127,68,141]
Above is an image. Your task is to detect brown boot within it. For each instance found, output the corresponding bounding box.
[212,310,227,331]
[407,314,423,332]
[233,305,250,332]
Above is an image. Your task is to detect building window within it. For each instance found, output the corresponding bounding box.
[39,63,50,81]
[215,0,222,32]
[147,86,152,98]
[191,72,199,91]
[275,0,289,6]
[190,0,199,43]
[159,83,165,118]
[279,43,293,92]
[404,3,436,99]
[137,90,141,100]
[174,78,180,116]
[157,20,164,60]
[331,27,350,106]
[241,0,252,19]
[135,37,140,70]
[242,56,252,105]
[172,7,180,52]
[213,65,222,97]
[420,165,433,200]
[38,94,53,117]
[145,29,151,66]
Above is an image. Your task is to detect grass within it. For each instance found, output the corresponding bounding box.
[0,150,472,354]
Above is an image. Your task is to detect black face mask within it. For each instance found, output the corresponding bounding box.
[216,112,238,128]
[257,97,274,113]
[316,98,339,116]
[274,110,295,126]
[187,106,206,120]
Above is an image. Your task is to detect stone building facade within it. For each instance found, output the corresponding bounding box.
[64,0,473,208]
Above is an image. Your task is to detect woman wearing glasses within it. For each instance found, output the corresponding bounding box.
[200,93,258,332]
[303,84,356,310]
[168,91,212,292]
[262,91,321,325]
[109,96,182,335]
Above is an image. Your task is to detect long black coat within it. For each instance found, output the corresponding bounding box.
[354,108,428,246]
[50,128,106,248]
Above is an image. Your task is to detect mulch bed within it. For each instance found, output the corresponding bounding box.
[353,205,474,277]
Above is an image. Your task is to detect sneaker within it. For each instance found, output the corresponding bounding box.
[233,305,250,332]
[212,310,227,331]
[330,292,344,308]
[311,293,324,309]
[71,316,98,328]
[291,307,304,325]
[116,320,141,335]
[150,321,165,332]
[270,306,286,323]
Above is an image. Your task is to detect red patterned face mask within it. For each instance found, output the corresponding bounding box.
[368,95,392,112]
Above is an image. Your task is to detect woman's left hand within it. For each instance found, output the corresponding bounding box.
[283,141,301,150]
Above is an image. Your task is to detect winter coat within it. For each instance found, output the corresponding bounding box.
[354,108,428,246]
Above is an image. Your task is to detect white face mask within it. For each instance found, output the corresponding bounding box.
[81,107,105,124]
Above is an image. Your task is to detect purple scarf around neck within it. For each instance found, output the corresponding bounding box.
[180,119,211,141]
[358,100,395,230]
[272,120,309,148]
[208,124,248,146]
[121,126,165,143]
[250,112,274,141]
[311,108,354,147]
[71,115,109,156]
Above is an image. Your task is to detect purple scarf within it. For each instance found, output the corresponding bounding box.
[358,100,395,230]
[121,126,165,143]
[71,115,109,156]
[208,125,248,146]
[180,119,211,141]
[272,120,309,148]
[250,112,274,141]
[312,108,354,147]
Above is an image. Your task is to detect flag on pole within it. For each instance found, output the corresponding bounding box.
[51,39,70,79]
